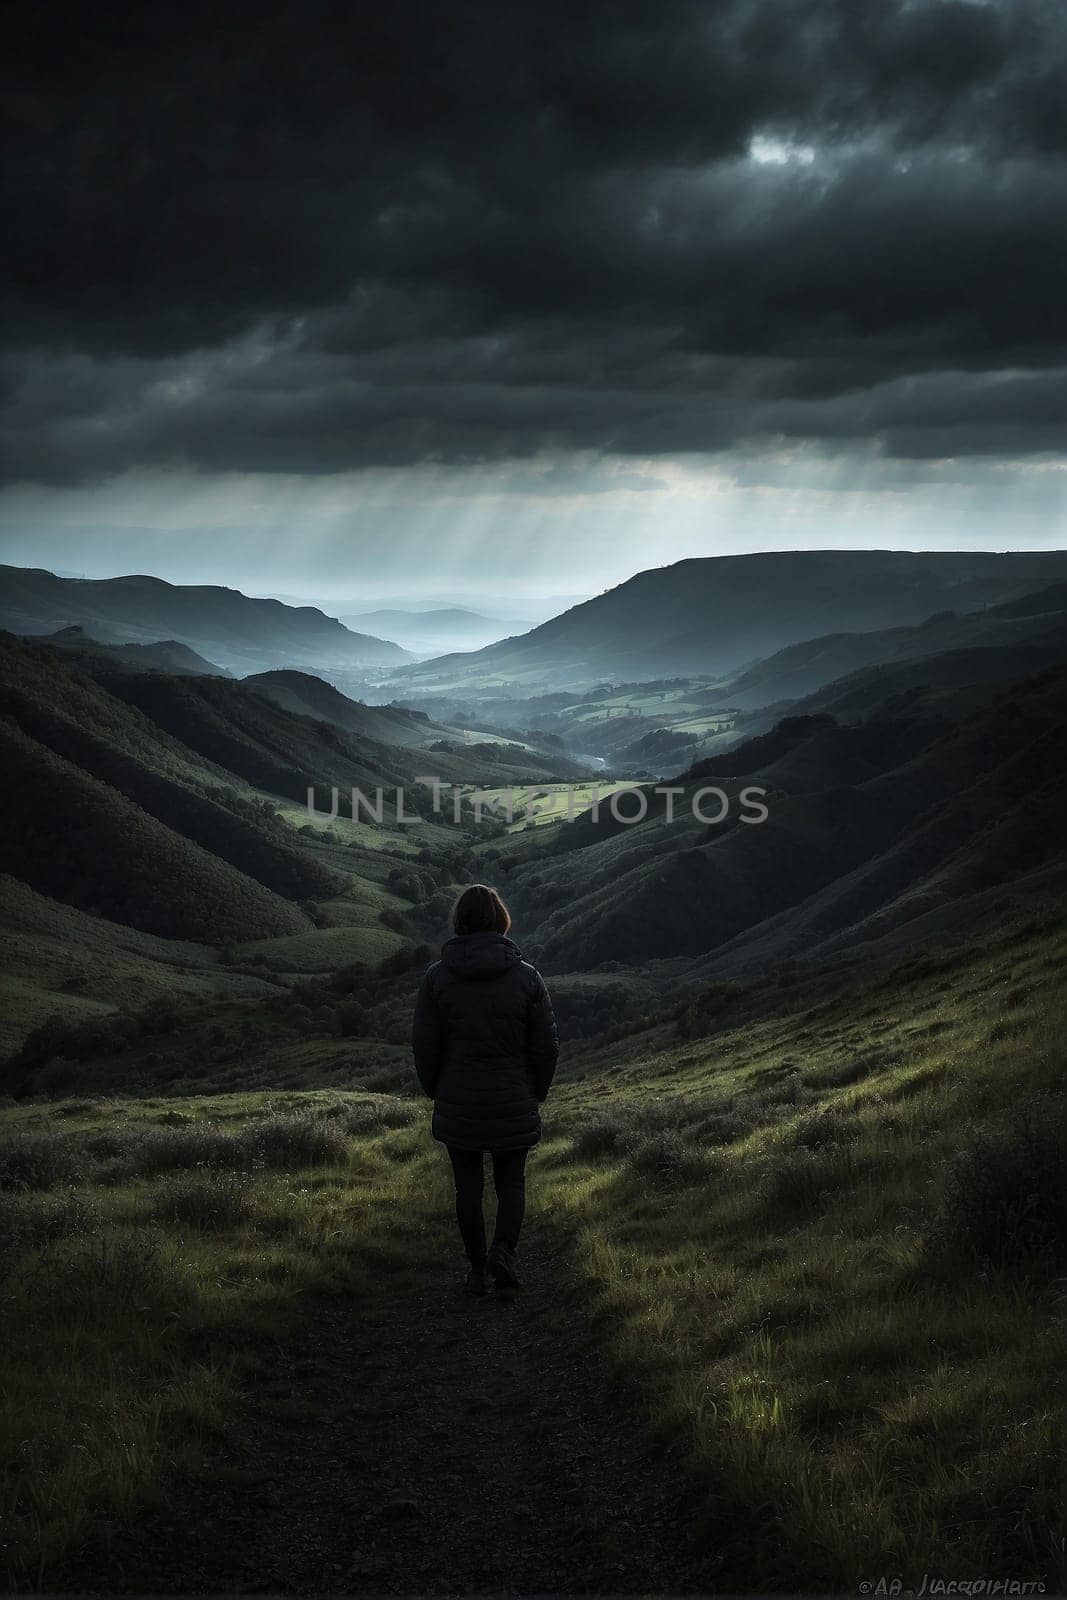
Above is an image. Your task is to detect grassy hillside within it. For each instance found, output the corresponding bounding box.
[542,908,1067,1590]
[393,551,1067,690]
[3,571,1065,1593]
[496,669,1067,974]
[720,583,1067,710]
[1,908,1062,1590]
[0,720,311,944]
[246,669,599,786]
[0,636,343,902]
[0,877,279,1057]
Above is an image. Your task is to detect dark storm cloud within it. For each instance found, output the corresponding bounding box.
[2,0,1066,483]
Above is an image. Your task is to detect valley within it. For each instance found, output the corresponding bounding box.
[1,551,1065,1593]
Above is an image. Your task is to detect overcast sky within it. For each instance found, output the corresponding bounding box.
[2,0,1065,602]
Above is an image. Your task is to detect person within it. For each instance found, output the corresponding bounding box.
[411,883,559,1295]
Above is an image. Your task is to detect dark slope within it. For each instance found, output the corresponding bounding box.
[244,670,453,745]
[245,670,596,784]
[0,720,308,943]
[96,669,419,802]
[504,668,1067,975]
[39,626,229,676]
[0,565,411,673]
[0,635,339,910]
[394,551,1067,689]
[720,582,1067,709]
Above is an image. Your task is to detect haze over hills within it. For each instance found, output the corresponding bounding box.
[340,607,532,655]
[36,625,230,677]
[394,551,1067,691]
[0,566,413,676]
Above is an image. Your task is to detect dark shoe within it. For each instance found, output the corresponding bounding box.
[464,1265,490,1296]
[487,1242,522,1290]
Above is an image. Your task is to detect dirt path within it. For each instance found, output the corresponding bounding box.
[80,1228,711,1595]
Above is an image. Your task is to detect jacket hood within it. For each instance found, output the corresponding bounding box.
[440,930,522,981]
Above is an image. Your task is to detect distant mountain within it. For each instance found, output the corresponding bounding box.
[0,566,413,674]
[38,625,229,676]
[394,551,1067,690]
[341,607,531,653]
[343,607,495,631]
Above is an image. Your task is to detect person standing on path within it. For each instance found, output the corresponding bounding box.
[411,884,559,1295]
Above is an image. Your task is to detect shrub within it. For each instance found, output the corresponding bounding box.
[322,1098,417,1135]
[149,1172,254,1229]
[627,1130,709,1187]
[105,1125,249,1180]
[571,1115,627,1160]
[792,1106,863,1149]
[0,1133,92,1190]
[0,1189,98,1257]
[83,1127,137,1162]
[692,1105,760,1146]
[240,1112,349,1169]
[762,1144,857,1210]
[21,1232,180,1323]
[926,1096,1067,1268]
[334,1001,368,1038]
[361,1063,417,1094]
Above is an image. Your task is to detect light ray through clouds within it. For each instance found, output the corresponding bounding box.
[1,448,1063,603]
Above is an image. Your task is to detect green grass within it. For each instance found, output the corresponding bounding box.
[0,1090,438,1589]
[533,920,1067,1591]
[2,919,1064,1591]
[464,779,642,830]
[234,925,407,973]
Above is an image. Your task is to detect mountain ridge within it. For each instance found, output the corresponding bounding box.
[0,565,413,675]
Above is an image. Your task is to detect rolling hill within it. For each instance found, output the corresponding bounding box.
[243,669,596,783]
[0,565,412,675]
[393,550,1067,690]
[340,607,529,653]
[36,625,229,676]
[718,582,1067,709]
[492,665,1067,978]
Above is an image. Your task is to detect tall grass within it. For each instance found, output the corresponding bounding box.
[540,926,1067,1592]
[0,1090,435,1589]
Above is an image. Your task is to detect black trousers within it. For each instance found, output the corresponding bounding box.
[445,1145,529,1265]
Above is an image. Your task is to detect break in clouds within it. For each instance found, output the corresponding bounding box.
[3,0,1067,490]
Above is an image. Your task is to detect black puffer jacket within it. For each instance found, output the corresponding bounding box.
[411,931,559,1150]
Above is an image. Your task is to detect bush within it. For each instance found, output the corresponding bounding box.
[627,1130,710,1187]
[0,1190,99,1278]
[361,1063,417,1094]
[104,1125,249,1180]
[762,1144,857,1211]
[692,1105,760,1146]
[792,1106,862,1149]
[21,1231,180,1323]
[334,1001,368,1038]
[149,1172,254,1229]
[571,1115,628,1160]
[0,1133,92,1190]
[241,1112,349,1169]
[321,1098,417,1135]
[927,1096,1067,1269]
